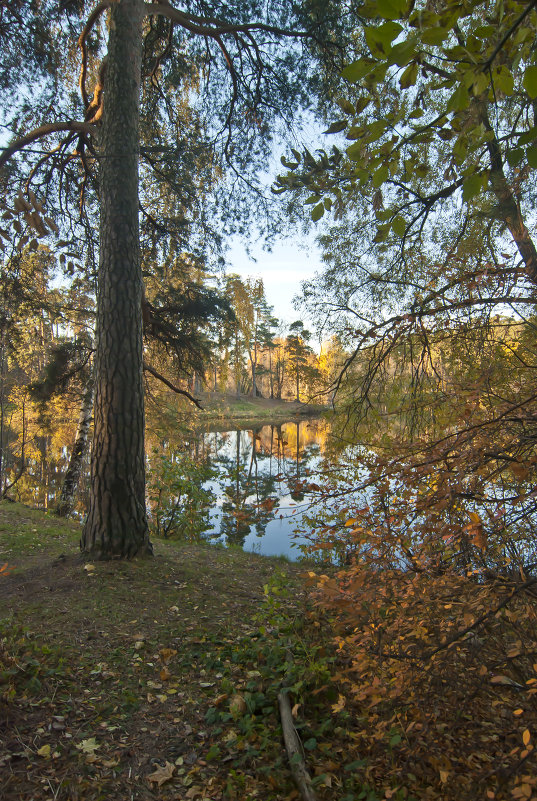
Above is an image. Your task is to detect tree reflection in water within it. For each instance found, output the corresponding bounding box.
[198,419,325,557]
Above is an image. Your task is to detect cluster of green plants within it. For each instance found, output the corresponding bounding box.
[146,450,216,541]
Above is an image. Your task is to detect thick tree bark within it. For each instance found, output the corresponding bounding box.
[479,102,537,284]
[55,374,94,518]
[81,0,152,558]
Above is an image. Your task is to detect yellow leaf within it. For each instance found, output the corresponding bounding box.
[439,769,449,783]
[159,648,177,665]
[514,708,524,716]
[523,729,531,746]
[37,745,51,759]
[331,694,346,713]
[468,511,481,524]
[76,737,100,754]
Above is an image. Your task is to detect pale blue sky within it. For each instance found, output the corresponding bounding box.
[226,234,324,332]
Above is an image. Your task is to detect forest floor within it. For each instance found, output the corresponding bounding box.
[0,502,350,801]
[3,503,537,801]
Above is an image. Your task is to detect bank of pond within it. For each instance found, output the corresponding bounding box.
[9,415,336,561]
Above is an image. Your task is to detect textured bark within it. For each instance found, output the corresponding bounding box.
[479,102,537,285]
[81,0,152,558]
[55,374,94,517]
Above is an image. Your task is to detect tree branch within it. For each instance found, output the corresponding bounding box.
[77,0,116,108]
[143,3,313,41]
[0,122,96,169]
[143,361,203,408]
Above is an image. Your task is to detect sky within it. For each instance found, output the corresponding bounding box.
[226,234,325,335]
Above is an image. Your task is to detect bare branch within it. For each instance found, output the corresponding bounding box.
[143,3,313,40]
[143,362,203,408]
[77,0,115,108]
[0,122,96,169]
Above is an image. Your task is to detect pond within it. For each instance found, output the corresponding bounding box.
[158,418,331,560]
[8,413,334,561]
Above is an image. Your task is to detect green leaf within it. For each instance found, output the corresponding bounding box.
[446,84,470,113]
[376,0,407,20]
[346,141,363,161]
[280,156,298,169]
[355,97,371,114]
[526,144,537,168]
[367,119,388,140]
[311,203,325,222]
[474,25,495,38]
[517,126,537,146]
[388,35,418,66]
[346,126,365,140]
[364,22,403,59]
[493,65,514,96]
[523,65,537,99]
[374,223,390,243]
[336,97,356,115]
[303,737,317,751]
[399,61,418,89]
[391,215,407,236]
[506,148,524,168]
[323,120,348,134]
[471,71,489,96]
[421,26,450,46]
[462,173,482,201]
[372,165,389,188]
[342,59,375,83]
[344,759,367,771]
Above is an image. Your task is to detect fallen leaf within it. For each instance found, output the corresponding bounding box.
[229,694,247,719]
[159,648,177,664]
[37,745,51,759]
[147,761,175,787]
[331,694,346,713]
[76,738,100,754]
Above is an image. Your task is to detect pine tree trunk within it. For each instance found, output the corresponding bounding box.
[55,375,94,517]
[81,0,152,559]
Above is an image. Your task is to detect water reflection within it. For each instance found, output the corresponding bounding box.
[187,419,327,558]
[10,415,329,560]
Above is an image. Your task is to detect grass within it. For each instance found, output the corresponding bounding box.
[3,502,533,800]
[181,392,328,428]
[0,502,342,801]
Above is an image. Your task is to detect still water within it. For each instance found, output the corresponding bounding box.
[184,419,329,560]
